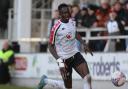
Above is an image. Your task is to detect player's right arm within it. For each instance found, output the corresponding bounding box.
[48,44,59,59]
[48,21,68,79]
[48,20,61,59]
[48,43,68,79]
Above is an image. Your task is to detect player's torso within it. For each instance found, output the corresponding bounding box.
[55,20,79,59]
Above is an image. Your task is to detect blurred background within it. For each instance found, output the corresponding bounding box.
[0,0,128,89]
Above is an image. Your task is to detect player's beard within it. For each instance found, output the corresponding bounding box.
[61,18,69,23]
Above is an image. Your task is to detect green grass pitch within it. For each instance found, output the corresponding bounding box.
[0,85,33,89]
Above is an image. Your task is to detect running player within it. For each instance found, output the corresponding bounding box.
[36,3,93,89]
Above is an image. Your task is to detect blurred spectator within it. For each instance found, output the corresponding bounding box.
[112,1,126,25]
[87,4,106,52]
[76,7,88,37]
[78,7,88,28]
[113,1,126,51]
[104,11,125,52]
[95,0,110,27]
[124,1,128,26]
[47,10,59,37]
[82,5,97,28]
[71,5,81,27]
[0,40,15,84]
[89,0,111,51]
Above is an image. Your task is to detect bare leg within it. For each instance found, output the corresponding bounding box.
[36,75,65,89]
[74,62,92,89]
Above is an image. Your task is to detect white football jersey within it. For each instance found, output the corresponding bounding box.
[49,19,79,59]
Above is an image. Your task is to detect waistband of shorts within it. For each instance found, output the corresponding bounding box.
[68,52,80,59]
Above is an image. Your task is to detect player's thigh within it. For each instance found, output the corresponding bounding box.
[73,53,90,78]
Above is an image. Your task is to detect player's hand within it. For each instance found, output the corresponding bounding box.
[57,58,68,80]
[84,44,93,56]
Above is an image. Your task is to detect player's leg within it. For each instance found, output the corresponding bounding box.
[74,62,92,89]
[36,58,73,89]
[60,59,73,89]
[62,79,72,89]
[36,75,47,89]
[45,63,73,89]
[36,75,65,89]
[73,52,92,89]
[45,77,65,89]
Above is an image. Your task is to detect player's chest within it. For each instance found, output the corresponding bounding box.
[56,23,76,39]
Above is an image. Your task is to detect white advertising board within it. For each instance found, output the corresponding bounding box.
[83,53,128,80]
[11,53,128,80]
[11,54,35,78]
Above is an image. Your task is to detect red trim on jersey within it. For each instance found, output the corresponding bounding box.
[49,20,61,44]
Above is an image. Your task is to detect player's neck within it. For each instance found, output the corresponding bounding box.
[60,19,69,23]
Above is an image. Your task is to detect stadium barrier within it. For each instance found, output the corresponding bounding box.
[11,53,128,81]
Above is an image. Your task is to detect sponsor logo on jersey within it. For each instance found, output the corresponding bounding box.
[66,32,72,39]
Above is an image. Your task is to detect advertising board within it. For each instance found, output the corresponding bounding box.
[11,53,128,80]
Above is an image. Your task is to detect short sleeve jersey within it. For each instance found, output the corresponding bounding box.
[49,19,79,59]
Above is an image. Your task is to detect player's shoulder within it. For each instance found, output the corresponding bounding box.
[69,18,75,22]
[69,18,76,26]
[54,19,61,26]
[52,19,62,31]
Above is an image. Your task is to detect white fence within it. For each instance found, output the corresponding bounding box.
[77,27,128,43]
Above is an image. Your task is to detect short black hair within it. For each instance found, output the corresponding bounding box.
[58,3,69,11]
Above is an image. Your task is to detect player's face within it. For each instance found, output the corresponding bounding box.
[59,7,71,22]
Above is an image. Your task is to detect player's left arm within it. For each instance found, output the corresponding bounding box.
[76,32,93,56]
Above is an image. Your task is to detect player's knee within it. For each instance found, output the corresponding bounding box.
[83,74,91,83]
